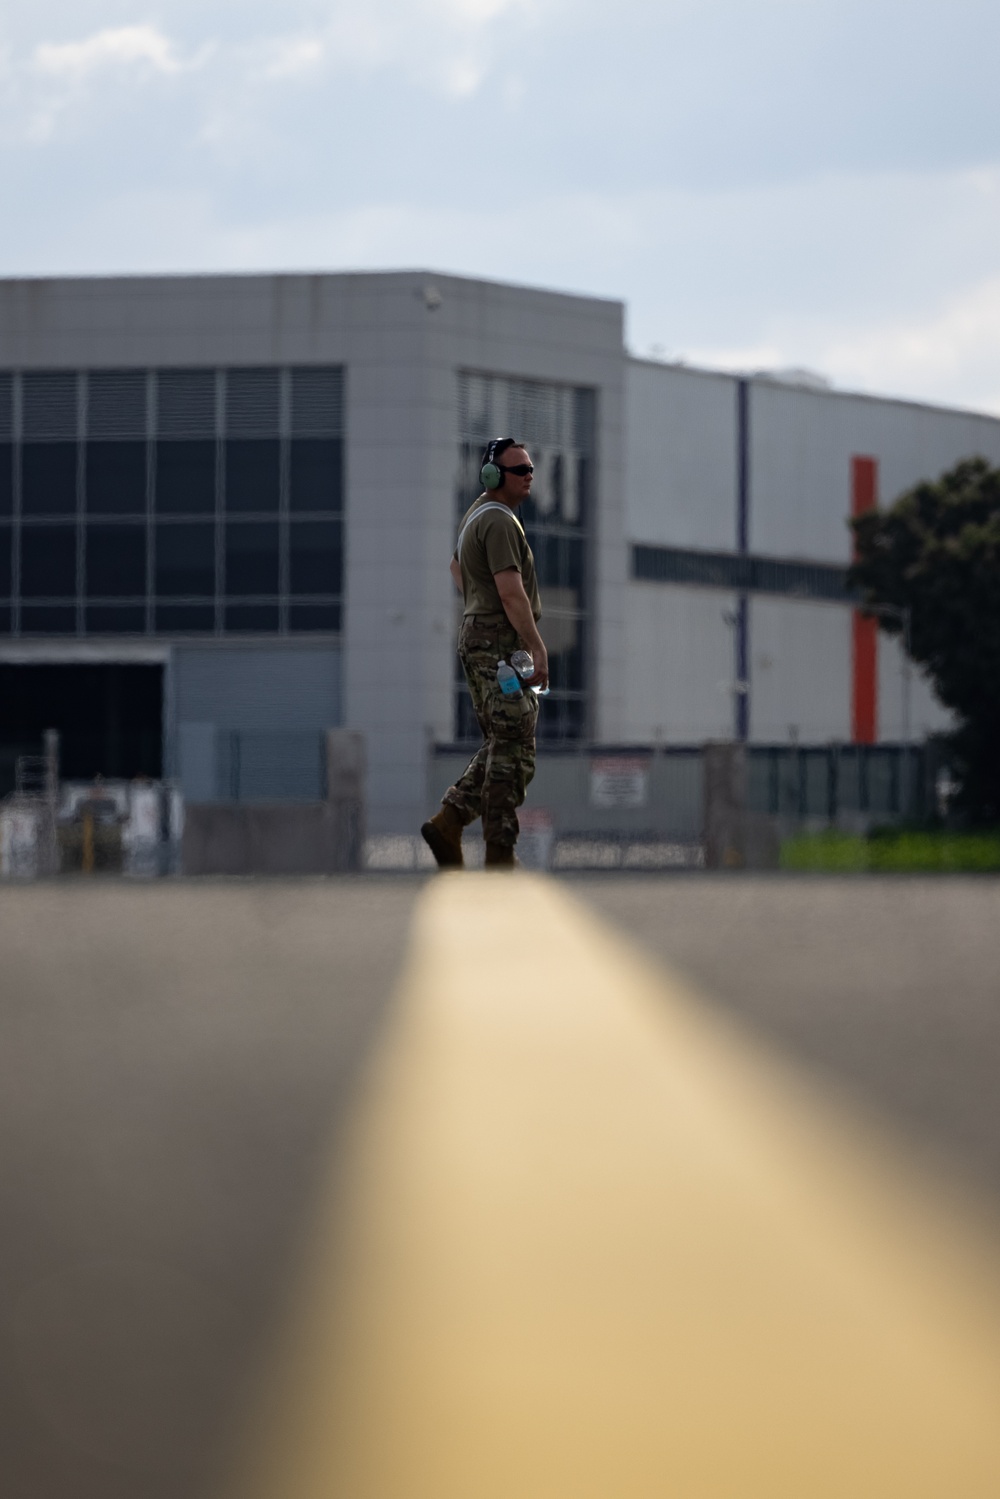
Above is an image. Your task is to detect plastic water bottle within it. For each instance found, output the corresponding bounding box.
[510,648,550,697]
[496,660,523,698]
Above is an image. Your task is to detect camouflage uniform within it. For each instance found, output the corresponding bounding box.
[443,617,539,846]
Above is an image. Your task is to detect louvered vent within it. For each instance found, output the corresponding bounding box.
[88,370,147,438]
[226,369,280,436]
[291,368,344,437]
[506,380,569,448]
[0,373,11,439]
[458,374,593,455]
[458,373,492,440]
[22,372,78,440]
[157,370,216,437]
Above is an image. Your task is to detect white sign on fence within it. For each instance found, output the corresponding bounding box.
[589,756,649,810]
[518,807,555,870]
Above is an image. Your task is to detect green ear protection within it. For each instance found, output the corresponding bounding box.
[480,439,503,490]
[480,437,516,491]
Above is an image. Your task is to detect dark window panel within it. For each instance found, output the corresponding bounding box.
[530,530,556,586]
[0,525,10,594]
[85,605,146,634]
[548,631,586,693]
[0,603,10,634]
[536,696,586,744]
[154,603,215,632]
[566,535,585,590]
[0,373,11,440]
[290,438,342,512]
[224,604,279,632]
[225,439,279,512]
[155,522,215,596]
[155,440,215,514]
[630,544,853,603]
[86,524,147,598]
[21,525,77,598]
[225,521,279,594]
[289,602,340,632]
[0,443,12,516]
[289,519,342,595]
[575,454,592,524]
[21,605,76,634]
[86,441,146,515]
[574,388,597,454]
[22,443,76,516]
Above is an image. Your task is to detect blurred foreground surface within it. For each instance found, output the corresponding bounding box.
[1,874,1000,1497]
[577,875,1000,1197]
[0,879,422,1499]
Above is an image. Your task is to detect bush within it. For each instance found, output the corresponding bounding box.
[780,829,1000,872]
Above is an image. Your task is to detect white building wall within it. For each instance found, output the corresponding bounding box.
[621,584,737,743]
[748,598,852,743]
[625,361,737,550]
[750,380,1000,564]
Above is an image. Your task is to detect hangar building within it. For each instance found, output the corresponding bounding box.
[1,270,998,836]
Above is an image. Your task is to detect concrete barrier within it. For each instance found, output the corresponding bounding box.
[182,803,352,876]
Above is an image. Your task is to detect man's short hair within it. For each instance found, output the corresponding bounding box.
[481,436,525,469]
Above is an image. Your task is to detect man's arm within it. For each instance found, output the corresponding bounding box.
[449,556,463,594]
[493,567,549,689]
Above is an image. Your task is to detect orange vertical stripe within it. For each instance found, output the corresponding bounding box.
[851,456,878,744]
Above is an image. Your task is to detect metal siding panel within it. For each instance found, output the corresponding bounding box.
[748,598,852,743]
[625,362,738,552]
[174,646,341,733]
[621,583,736,743]
[751,383,1000,565]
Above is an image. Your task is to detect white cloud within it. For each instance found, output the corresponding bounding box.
[444,57,486,96]
[256,34,326,79]
[33,25,185,78]
[433,0,537,19]
[822,275,1000,415]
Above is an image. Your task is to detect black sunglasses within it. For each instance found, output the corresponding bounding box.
[500,463,534,476]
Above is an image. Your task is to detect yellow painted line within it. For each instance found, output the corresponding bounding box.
[224,875,1000,1499]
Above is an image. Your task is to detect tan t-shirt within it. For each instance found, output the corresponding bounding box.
[454,495,542,623]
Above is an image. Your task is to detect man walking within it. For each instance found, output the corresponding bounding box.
[421,437,548,869]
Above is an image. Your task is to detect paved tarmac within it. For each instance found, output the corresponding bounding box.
[0,879,423,1499]
[575,874,1000,1198]
[2,873,1000,1498]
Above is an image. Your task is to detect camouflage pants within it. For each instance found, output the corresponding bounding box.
[442,617,539,847]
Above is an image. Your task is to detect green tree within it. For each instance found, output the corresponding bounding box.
[849,457,1000,824]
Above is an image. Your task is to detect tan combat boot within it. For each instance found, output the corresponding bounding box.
[420,803,465,869]
[484,842,518,869]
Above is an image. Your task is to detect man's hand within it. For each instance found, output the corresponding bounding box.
[493,567,550,691]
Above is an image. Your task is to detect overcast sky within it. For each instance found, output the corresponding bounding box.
[2,0,999,411]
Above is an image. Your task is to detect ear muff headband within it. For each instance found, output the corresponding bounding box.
[480,439,504,491]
